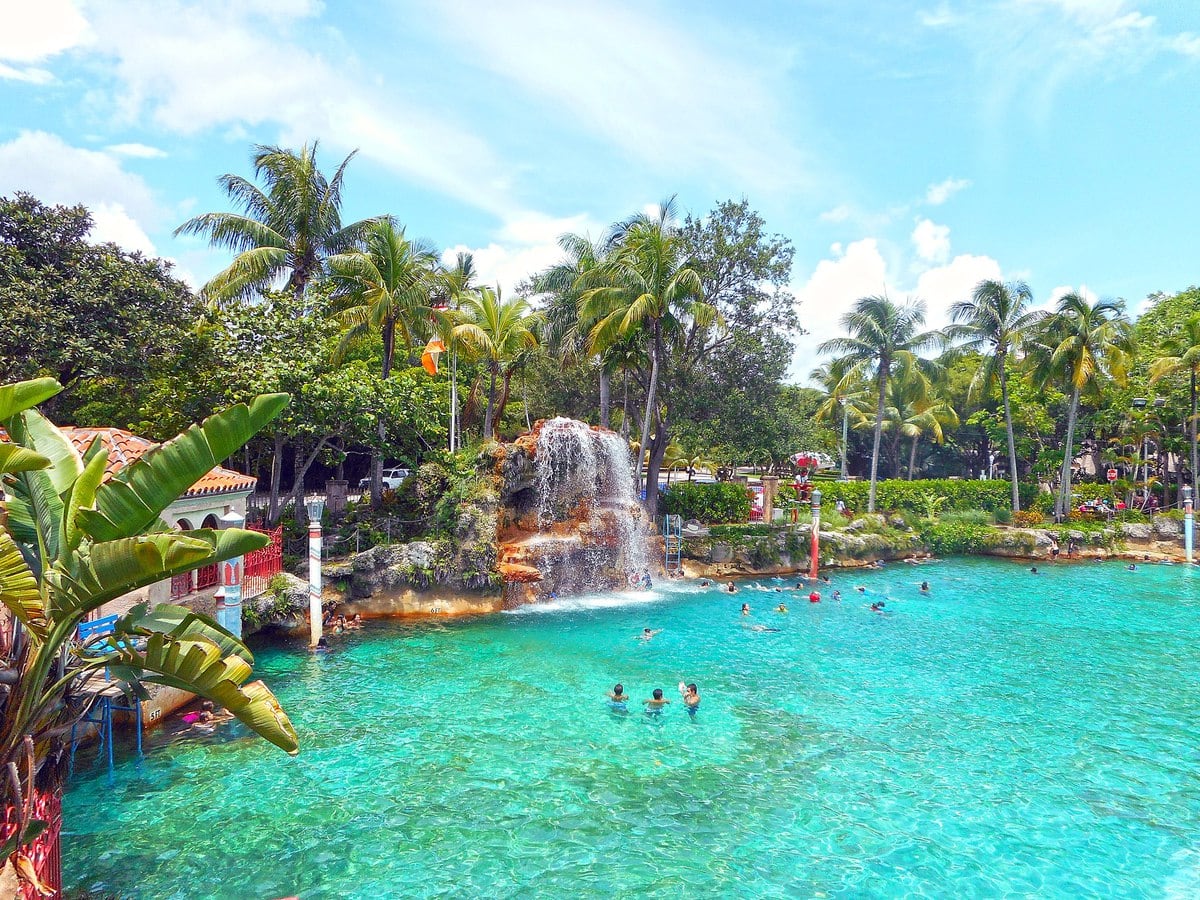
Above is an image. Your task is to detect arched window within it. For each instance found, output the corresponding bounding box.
[201,514,220,529]
[176,518,194,531]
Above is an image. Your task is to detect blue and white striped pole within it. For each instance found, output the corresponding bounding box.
[307,499,325,647]
[1184,485,1194,565]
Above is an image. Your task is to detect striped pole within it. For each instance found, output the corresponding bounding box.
[218,509,245,638]
[309,516,323,647]
[1185,485,1194,565]
[809,488,822,580]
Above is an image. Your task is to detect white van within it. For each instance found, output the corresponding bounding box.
[358,467,411,492]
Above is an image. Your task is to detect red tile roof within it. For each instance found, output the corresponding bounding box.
[60,427,257,498]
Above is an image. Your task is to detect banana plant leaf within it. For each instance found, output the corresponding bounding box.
[116,601,250,662]
[0,378,60,422]
[104,632,298,754]
[48,528,269,623]
[77,394,287,543]
[0,445,51,476]
[60,447,109,560]
[10,410,82,498]
[5,463,63,569]
[0,531,47,637]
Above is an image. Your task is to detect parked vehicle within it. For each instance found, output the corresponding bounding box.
[358,467,411,491]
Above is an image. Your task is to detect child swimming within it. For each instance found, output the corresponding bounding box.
[644,688,670,716]
[607,683,630,712]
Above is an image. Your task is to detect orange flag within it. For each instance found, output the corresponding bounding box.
[421,339,446,375]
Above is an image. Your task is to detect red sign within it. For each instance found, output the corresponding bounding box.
[1106,469,1118,483]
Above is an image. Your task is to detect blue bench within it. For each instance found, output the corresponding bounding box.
[69,614,143,776]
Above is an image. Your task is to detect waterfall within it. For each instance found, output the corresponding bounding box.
[531,418,652,590]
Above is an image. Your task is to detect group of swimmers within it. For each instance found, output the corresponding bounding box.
[608,681,700,717]
[628,570,654,590]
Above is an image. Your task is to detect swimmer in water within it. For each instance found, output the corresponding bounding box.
[856,586,867,594]
[741,603,750,616]
[678,682,700,716]
[1030,567,1038,575]
[748,624,781,632]
[725,582,738,594]
[870,601,886,613]
[312,636,330,653]
[920,581,930,593]
[832,590,842,601]
[608,683,630,712]
[644,688,670,714]
[1127,563,1137,571]
[700,579,710,588]
[774,586,783,593]
[638,628,662,641]
[821,575,831,584]
[776,602,788,613]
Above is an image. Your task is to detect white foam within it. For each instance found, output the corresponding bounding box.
[504,582,698,615]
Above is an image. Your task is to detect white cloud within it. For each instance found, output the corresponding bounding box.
[924,176,971,205]
[82,0,516,217]
[0,0,91,64]
[820,204,853,223]
[424,0,812,196]
[0,131,162,255]
[1168,32,1200,58]
[106,142,168,158]
[0,63,54,84]
[1047,283,1099,307]
[441,212,606,295]
[790,228,1005,382]
[912,218,951,263]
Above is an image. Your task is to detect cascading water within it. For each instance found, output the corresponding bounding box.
[521,418,652,596]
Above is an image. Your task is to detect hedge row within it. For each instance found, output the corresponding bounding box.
[817,479,1038,516]
[661,482,752,524]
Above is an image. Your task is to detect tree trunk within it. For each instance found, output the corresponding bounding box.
[599,366,611,430]
[370,318,397,507]
[493,370,514,437]
[294,437,331,524]
[483,364,498,440]
[645,409,670,520]
[637,323,662,496]
[1056,387,1081,520]
[1191,369,1198,494]
[868,364,887,513]
[840,404,849,479]
[908,435,918,480]
[523,372,532,432]
[449,351,458,452]
[267,432,285,524]
[620,370,631,441]
[999,357,1021,511]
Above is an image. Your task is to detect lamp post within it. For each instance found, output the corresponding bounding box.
[809,488,822,581]
[1184,485,1194,565]
[216,508,245,638]
[307,498,325,648]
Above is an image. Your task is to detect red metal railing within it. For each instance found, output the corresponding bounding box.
[243,525,284,599]
[2,788,62,898]
[169,572,192,601]
[195,563,219,591]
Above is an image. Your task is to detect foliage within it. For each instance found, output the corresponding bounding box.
[660,482,752,523]
[1012,510,1045,527]
[918,521,993,555]
[0,193,207,433]
[940,509,992,527]
[818,479,1037,516]
[0,378,298,869]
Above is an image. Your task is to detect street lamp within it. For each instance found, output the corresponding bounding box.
[306,498,325,648]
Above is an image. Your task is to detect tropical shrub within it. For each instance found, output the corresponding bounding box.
[918,521,993,555]
[1012,510,1046,527]
[0,378,298,884]
[819,479,1038,517]
[661,482,752,523]
[940,509,992,527]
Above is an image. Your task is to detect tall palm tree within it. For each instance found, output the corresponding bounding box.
[453,287,541,438]
[818,296,943,512]
[812,362,872,480]
[948,280,1042,511]
[434,252,481,452]
[176,142,374,306]
[578,198,710,516]
[1027,293,1134,520]
[328,218,438,503]
[1149,312,1200,489]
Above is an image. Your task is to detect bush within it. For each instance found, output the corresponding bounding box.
[709,523,773,537]
[992,507,1012,525]
[918,521,993,555]
[941,509,992,526]
[661,482,752,524]
[818,479,1036,517]
[1030,492,1056,514]
[1012,510,1045,527]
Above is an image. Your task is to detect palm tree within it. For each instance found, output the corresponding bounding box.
[434,252,482,452]
[578,198,710,516]
[948,280,1042,511]
[1149,312,1200,490]
[818,296,943,512]
[328,217,438,503]
[176,142,374,305]
[453,287,541,438]
[1027,293,1134,520]
[812,362,872,480]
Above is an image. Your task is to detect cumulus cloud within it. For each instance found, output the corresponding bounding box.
[0,0,91,63]
[790,227,1006,383]
[924,176,971,205]
[106,142,168,158]
[0,131,161,255]
[911,218,951,263]
[819,204,853,223]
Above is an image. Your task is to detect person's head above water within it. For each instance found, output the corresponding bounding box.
[857,586,866,593]
[1030,567,1038,574]
[652,688,664,700]
[613,683,624,695]
[921,581,929,590]
[741,603,750,613]
[643,627,653,635]
[686,683,697,694]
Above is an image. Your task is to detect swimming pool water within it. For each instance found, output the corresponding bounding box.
[63,558,1200,897]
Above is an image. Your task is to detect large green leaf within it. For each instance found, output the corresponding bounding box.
[16,410,82,498]
[116,601,250,662]
[78,395,288,542]
[0,378,61,422]
[60,447,109,559]
[47,528,269,623]
[0,532,47,637]
[0,445,50,476]
[6,465,62,568]
[103,633,298,754]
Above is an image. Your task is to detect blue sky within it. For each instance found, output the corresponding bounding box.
[2,0,1198,381]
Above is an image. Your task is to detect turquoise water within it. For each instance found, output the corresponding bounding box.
[63,558,1200,898]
